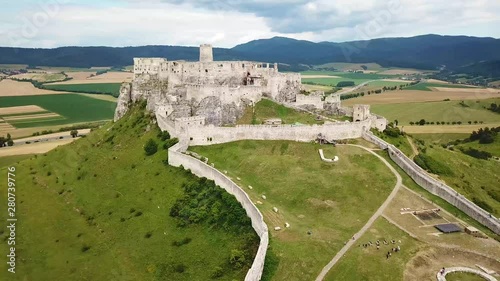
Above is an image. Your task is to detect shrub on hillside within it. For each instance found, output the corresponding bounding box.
[144,138,158,156]
[163,138,179,150]
[414,153,453,176]
[460,147,492,160]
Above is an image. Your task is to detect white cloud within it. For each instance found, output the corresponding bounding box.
[0,0,499,48]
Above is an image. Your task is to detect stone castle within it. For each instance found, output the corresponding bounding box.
[114,44,387,144]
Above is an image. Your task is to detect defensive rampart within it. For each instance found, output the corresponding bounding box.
[363,132,500,234]
[168,142,269,281]
[179,120,371,146]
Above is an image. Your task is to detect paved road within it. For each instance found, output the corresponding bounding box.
[13,131,89,146]
[315,144,402,281]
[336,80,377,95]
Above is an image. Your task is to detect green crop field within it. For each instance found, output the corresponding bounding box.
[43,83,122,97]
[0,94,116,128]
[325,217,422,281]
[404,82,474,91]
[0,105,257,281]
[371,99,500,125]
[237,99,325,125]
[191,141,396,281]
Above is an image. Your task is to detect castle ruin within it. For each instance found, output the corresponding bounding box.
[114,44,387,144]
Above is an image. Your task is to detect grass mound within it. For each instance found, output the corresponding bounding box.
[0,102,257,281]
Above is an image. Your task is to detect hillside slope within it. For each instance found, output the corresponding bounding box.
[0,102,258,281]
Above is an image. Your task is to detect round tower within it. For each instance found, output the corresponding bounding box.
[199,44,213,62]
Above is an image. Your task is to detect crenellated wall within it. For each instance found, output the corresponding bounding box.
[363,132,500,235]
[168,142,269,281]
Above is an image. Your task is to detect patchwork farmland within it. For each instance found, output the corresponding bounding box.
[43,83,123,97]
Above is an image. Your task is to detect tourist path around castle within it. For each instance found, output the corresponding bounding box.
[315,144,402,281]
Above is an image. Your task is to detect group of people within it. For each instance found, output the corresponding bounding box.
[359,238,402,259]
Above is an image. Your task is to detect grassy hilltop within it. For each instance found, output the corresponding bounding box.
[0,102,258,281]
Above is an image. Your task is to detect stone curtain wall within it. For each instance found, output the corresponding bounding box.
[183,120,371,146]
[363,132,500,234]
[168,143,269,281]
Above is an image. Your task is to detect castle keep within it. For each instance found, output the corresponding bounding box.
[114,44,387,145]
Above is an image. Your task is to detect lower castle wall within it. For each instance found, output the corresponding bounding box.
[295,94,324,109]
[182,120,371,146]
[168,143,268,281]
[363,132,500,234]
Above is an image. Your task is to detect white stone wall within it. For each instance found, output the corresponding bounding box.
[363,132,500,234]
[179,120,371,146]
[295,94,324,108]
[186,84,263,105]
[168,143,269,281]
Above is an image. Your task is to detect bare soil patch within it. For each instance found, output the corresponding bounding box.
[301,75,342,79]
[404,247,500,281]
[66,71,96,80]
[403,123,500,134]
[0,139,74,156]
[3,113,60,121]
[379,69,427,75]
[342,89,500,106]
[50,71,132,85]
[0,105,46,115]
[0,79,66,96]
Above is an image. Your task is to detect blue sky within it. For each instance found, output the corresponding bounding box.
[1,0,499,48]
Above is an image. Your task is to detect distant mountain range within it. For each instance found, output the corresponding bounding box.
[1,34,500,73]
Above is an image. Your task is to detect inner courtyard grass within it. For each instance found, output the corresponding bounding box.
[237,99,325,125]
[324,217,423,281]
[190,141,397,281]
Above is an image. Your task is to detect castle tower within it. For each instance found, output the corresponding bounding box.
[199,44,213,62]
[353,104,370,121]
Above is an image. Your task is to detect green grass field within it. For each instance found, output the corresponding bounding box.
[0,104,257,281]
[0,154,35,168]
[325,217,422,281]
[371,99,500,125]
[423,146,500,216]
[456,138,500,157]
[191,141,397,281]
[0,94,116,128]
[404,82,474,91]
[43,83,122,97]
[237,99,325,125]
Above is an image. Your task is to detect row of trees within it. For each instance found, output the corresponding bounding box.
[408,120,484,126]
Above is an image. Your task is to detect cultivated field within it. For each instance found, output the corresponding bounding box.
[50,71,132,85]
[10,72,67,82]
[191,141,396,281]
[43,83,122,97]
[378,68,429,75]
[0,105,46,115]
[342,89,500,106]
[370,99,500,125]
[404,82,475,91]
[0,139,74,157]
[403,123,500,134]
[65,71,96,80]
[0,94,115,130]
[0,79,65,96]
[0,64,28,70]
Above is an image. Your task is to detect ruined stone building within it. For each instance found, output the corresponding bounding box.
[115,44,302,125]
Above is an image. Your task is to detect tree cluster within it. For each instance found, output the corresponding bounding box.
[169,177,253,234]
[0,134,14,147]
[469,126,499,144]
[488,103,500,114]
